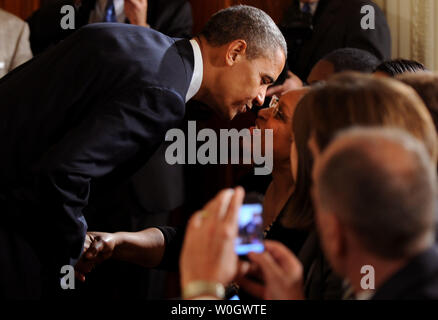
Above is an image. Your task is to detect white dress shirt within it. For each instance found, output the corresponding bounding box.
[186,39,203,102]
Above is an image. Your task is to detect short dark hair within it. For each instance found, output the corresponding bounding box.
[375,59,427,77]
[200,5,287,60]
[322,48,380,73]
[317,128,437,259]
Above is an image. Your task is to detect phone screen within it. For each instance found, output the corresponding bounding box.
[235,203,264,256]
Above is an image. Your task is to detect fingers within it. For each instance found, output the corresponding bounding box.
[238,276,265,299]
[75,257,95,276]
[235,260,251,279]
[125,0,146,9]
[203,188,234,220]
[85,238,105,259]
[266,85,283,97]
[224,187,245,226]
[264,240,302,273]
[248,251,283,283]
[75,270,86,282]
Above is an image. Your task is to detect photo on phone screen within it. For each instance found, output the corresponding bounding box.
[235,203,264,256]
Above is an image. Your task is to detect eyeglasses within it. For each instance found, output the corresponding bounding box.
[269,95,280,117]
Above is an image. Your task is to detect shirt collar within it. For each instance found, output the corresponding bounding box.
[186,39,203,102]
[356,290,375,300]
[341,279,375,300]
[300,1,319,15]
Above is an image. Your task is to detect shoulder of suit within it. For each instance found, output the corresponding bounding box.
[0,9,27,31]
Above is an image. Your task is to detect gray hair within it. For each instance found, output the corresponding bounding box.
[316,127,437,259]
[200,5,287,60]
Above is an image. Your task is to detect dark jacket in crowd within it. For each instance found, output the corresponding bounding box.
[28,0,193,55]
[281,0,391,81]
[372,246,438,300]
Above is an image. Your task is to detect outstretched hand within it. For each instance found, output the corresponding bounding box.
[75,232,118,282]
[266,71,303,97]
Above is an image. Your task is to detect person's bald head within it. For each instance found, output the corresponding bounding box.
[313,127,437,266]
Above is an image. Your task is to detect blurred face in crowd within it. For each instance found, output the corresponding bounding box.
[307,59,335,85]
[213,40,286,120]
[374,70,391,78]
[254,89,307,164]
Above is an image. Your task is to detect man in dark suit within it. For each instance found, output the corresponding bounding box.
[27,0,193,299]
[312,128,438,299]
[268,0,391,96]
[28,0,193,55]
[0,5,286,298]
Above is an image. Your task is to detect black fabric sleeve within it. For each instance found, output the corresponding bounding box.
[155,225,185,271]
[343,1,392,61]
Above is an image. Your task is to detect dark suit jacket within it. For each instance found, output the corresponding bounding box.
[372,246,438,300]
[28,0,193,55]
[0,24,194,278]
[298,231,344,299]
[282,0,391,81]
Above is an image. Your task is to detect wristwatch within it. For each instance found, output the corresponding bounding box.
[182,281,226,300]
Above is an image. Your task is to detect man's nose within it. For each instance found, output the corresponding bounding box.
[254,88,267,107]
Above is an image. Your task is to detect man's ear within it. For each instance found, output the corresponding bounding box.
[316,210,347,266]
[329,214,347,259]
[225,40,247,66]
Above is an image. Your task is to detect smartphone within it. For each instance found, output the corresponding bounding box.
[235,203,264,256]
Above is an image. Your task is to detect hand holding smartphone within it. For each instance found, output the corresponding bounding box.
[235,203,264,257]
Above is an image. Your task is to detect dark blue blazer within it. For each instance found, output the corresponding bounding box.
[0,23,194,270]
[372,246,438,300]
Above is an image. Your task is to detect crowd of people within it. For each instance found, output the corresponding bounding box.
[0,1,438,300]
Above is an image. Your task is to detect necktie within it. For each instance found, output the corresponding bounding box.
[301,2,311,14]
[104,0,117,22]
